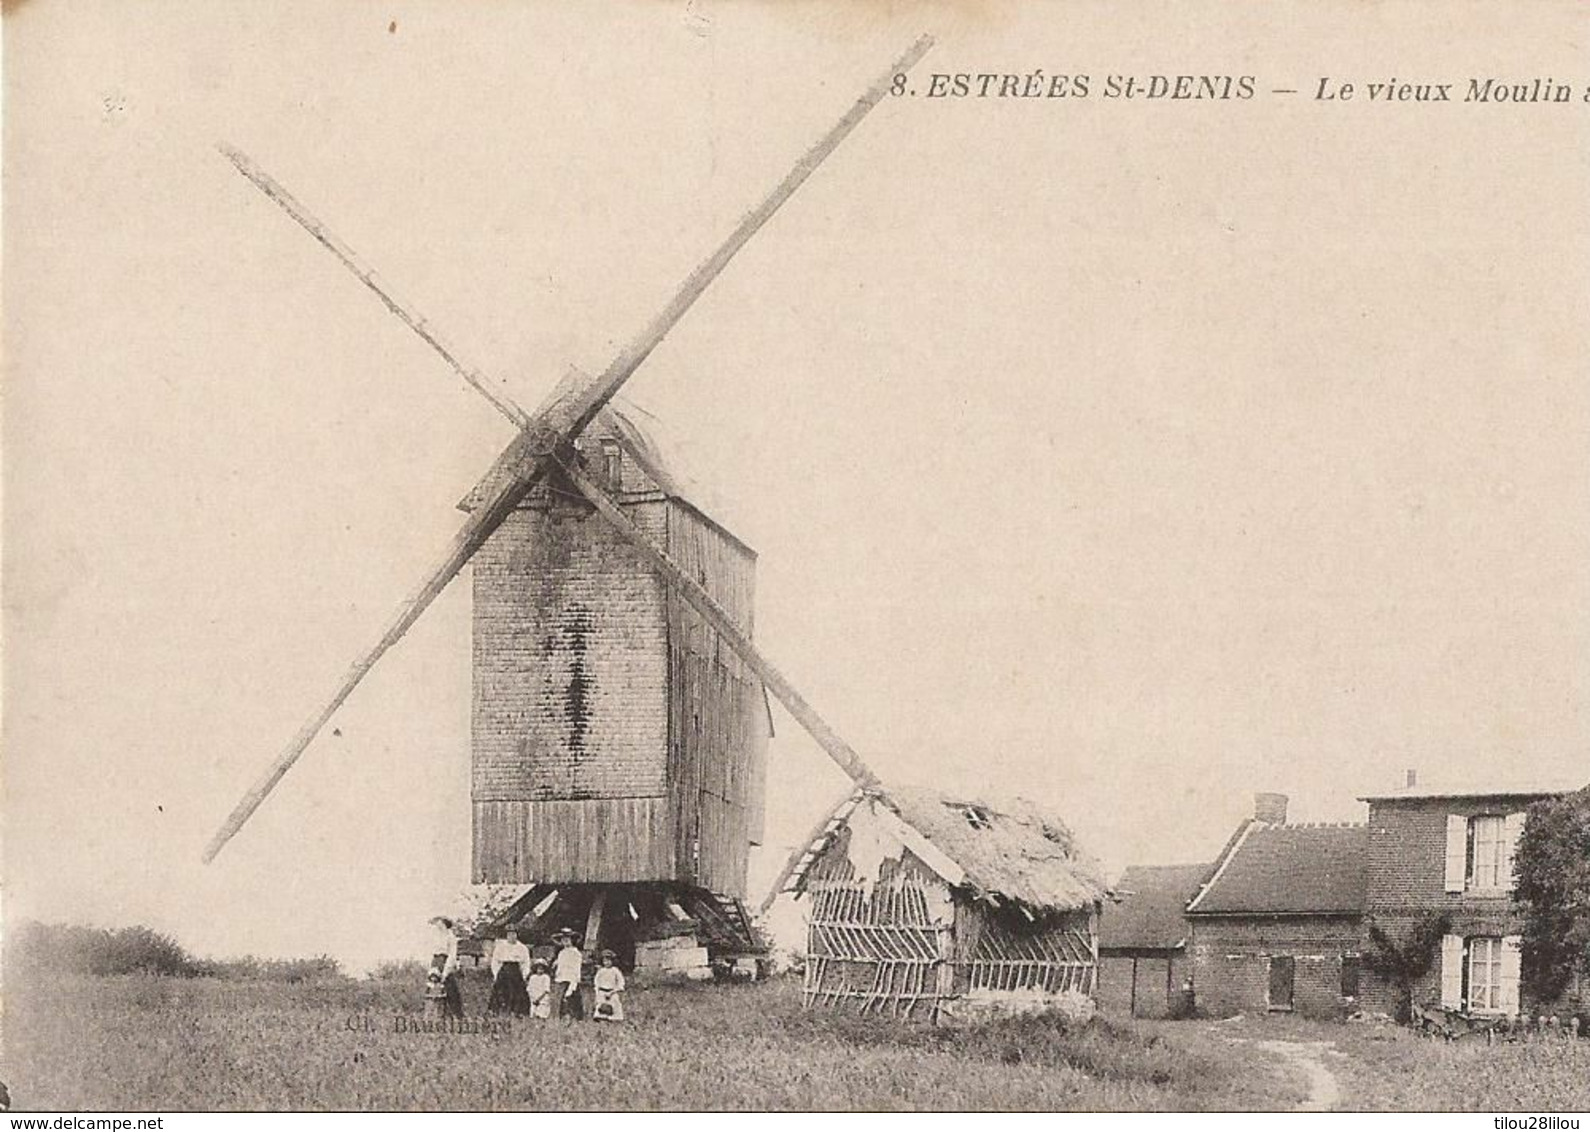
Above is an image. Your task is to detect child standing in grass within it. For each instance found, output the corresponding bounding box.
[526,958,553,1020]
[592,949,625,1022]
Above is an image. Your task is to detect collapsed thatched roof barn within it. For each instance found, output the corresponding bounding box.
[768,785,1110,1019]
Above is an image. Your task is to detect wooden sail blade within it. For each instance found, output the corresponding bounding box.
[559,456,881,790]
[201,449,547,863]
[459,33,936,501]
[218,143,532,428]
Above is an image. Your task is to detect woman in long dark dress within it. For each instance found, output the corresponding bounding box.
[486,927,533,1016]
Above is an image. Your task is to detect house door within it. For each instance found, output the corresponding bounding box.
[1268,955,1295,1011]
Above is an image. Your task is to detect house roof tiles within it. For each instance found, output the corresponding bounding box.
[1187,821,1368,916]
[1099,863,1209,950]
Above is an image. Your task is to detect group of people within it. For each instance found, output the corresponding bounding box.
[427,920,626,1023]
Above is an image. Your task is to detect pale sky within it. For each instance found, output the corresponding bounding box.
[4,1,1587,972]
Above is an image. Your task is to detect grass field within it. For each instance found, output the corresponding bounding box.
[1248,1014,1590,1113]
[2,970,1304,1111]
[5,970,1588,1111]
[1163,1013,1590,1113]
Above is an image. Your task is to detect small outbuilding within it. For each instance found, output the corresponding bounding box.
[768,785,1109,1020]
[1185,794,1368,1020]
[1098,863,1208,1018]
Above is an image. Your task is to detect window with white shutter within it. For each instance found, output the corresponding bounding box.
[1499,935,1522,1015]
[1443,814,1467,893]
[1440,934,1464,1008]
[1502,812,1526,893]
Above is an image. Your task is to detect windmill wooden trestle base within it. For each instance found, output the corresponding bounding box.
[470,883,767,981]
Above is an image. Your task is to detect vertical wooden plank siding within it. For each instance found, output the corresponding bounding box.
[665,501,764,899]
[471,798,675,883]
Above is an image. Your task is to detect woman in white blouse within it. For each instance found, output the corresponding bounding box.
[486,927,533,1016]
[426,916,464,1019]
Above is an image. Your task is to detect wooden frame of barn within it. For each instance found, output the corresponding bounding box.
[768,786,1109,1019]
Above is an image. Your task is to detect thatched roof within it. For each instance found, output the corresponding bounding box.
[779,784,1110,914]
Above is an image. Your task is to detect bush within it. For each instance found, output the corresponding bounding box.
[1515,786,1590,1003]
[4,921,343,984]
[194,955,345,983]
[96,926,193,976]
[1362,912,1451,1023]
[7,921,197,977]
[368,959,429,984]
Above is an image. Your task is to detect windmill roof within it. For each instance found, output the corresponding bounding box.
[458,398,750,551]
[1187,822,1368,916]
[1099,863,1209,950]
[786,784,1111,913]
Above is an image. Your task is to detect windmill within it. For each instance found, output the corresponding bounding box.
[205,38,930,969]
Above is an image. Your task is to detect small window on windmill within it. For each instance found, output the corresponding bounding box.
[962,805,993,831]
[600,439,623,491]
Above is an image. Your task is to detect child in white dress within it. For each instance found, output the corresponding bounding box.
[592,948,625,1022]
[526,958,553,1020]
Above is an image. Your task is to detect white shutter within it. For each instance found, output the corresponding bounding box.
[1440,934,1465,1009]
[1502,812,1526,893]
[1444,814,1468,893]
[1500,935,1522,1015]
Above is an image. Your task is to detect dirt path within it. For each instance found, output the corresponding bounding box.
[1256,1039,1342,1111]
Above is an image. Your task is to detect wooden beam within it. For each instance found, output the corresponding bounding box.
[203,37,933,862]
[871,799,967,888]
[757,789,869,917]
[484,884,553,934]
[455,33,936,508]
[583,889,606,953]
[560,457,880,792]
[499,33,937,454]
[201,449,549,863]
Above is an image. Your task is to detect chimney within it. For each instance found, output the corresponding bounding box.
[1253,792,1289,825]
[1405,768,1418,789]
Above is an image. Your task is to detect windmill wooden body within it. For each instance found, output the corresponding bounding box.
[204,38,929,974]
[465,406,771,960]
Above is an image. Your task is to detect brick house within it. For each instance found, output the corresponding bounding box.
[1356,775,1585,1019]
[1184,794,1369,1019]
[1098,862,1207,1018]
